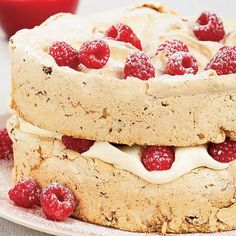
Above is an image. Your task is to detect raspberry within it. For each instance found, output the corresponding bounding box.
[78,39,110,69]
[8,178,41,208]
[166,51,198,75]
[105,23,142,50]
[40,183,75,221]
[0,129,13,160]
[206,46,236,75]
[62,135,95,153]
[141,146,175,171]
[156,39,189,56]
[124,51,155,80]
[208,138,236,163]
[193,12,225,42]
[49,41,79,69]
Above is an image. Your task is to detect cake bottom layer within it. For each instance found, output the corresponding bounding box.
[9,120,236,233]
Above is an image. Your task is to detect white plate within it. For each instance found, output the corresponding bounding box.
[0,114,235,236]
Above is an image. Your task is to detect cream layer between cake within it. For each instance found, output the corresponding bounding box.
[7,115,230,184]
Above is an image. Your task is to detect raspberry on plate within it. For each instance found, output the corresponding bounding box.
[141,146,175,171]
[105,23,142,50]
[8,178,41,208]
[0,129,13,160]
[193,12,225,42]
[40,183,75,221]
[208,138,236,163]
[49,41,79,69]
[124,51,155,80]
[206,46,236,75]
[166,51,198,75]
[62,135,95,153]
[156,39,189,56]
[78,39,110,69]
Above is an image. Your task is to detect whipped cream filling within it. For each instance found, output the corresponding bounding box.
[83,143,229,184]
[17,117,229,184]
[19,117,62,140]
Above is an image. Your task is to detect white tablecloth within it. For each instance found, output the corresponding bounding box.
[1,0,236,235]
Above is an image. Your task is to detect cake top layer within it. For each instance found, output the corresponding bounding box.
[9,1,236,146]
[10,2,236,96]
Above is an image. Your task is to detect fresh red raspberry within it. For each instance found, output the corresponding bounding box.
[40,183,75,221]
[166,51,198,75]
[156,39,189,56]
[49,41,79,69]
[206,46,236,75]
[62,135,95,153]
[105,23,142,50]
[124,51,155,80]
[193,12,225,42]
[8,178,41,208]
[78,39,110,69]
[208,138,236,163]
[141,146,175,171]
[0,129,13,160]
